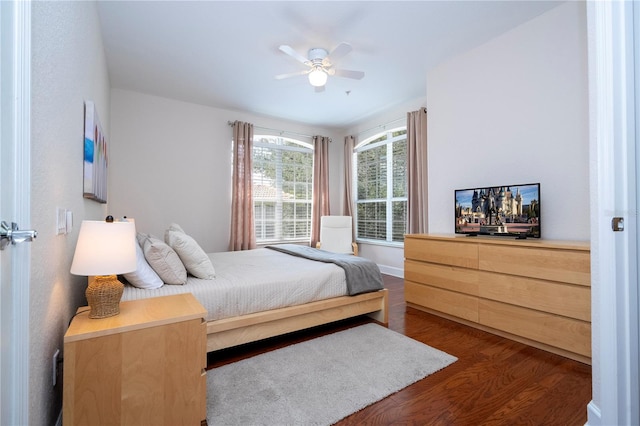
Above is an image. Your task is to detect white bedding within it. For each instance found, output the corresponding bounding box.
[121,248,348,321]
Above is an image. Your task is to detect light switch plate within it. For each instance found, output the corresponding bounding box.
[65,210,73,233]
[56,208,66,235]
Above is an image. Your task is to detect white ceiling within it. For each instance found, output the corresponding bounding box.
[97,1,562,129]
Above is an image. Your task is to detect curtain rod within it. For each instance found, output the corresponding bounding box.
[354,108,426,137]
[227,121,331,142]
[355,117,404,137]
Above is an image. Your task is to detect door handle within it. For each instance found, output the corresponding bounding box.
[1,221,37,250]
[611,217,624,232]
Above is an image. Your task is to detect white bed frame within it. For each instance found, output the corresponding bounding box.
[205,289,389,352]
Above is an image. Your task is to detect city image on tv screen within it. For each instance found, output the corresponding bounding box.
[455,183,540,238]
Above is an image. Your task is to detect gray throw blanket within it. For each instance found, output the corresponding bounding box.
[265,244,384,296]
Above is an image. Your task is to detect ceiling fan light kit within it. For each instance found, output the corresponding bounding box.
[308,67,328,87]
[277,42,364,89]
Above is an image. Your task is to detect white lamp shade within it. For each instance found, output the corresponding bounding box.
[70,220,137,276]
[308,68,327,87]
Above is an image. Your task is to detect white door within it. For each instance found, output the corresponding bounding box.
[0,1,31,424]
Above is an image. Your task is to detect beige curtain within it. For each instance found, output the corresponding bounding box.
[310,135,331,247]
[343,135,356,240]
[343,136,355,217]
[229,121,256,251]
[407,108,428,234]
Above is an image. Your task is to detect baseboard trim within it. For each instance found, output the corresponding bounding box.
[586,400,601,426]
[378,264,403,278]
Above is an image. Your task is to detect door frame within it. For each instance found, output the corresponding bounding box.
[0,1,31,424]
[587,1,639,424]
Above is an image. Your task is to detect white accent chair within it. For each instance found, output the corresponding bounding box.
[316,216,358,256]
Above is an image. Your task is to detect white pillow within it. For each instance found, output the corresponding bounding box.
[137,232,149,247]
[165,228,216,280]
[123,241,164,289]
[167,223,185,234]
[141,235,187,285]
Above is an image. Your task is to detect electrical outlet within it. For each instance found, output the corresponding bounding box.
[52,349,60,387]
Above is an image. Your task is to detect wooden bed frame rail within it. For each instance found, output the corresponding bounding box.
[206,289,389,352]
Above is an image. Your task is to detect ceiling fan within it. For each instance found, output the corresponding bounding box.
[275,42,365,91]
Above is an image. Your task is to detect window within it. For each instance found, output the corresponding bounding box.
[354,128,407,243]
[253,135,313,243]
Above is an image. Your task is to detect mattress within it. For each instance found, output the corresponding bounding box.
[121,248,348,321]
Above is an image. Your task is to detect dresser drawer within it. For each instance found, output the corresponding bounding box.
[478,299,591,357]
[478,244,590,286]
[405,237,478,269]
[478,271,590,321]
[405,281,478,322]
[405,260,479,296]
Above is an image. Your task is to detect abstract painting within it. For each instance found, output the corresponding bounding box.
[83,101,107,203]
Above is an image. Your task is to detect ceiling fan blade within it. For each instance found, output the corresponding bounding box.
[333,69,365,80]
[278,45,311,66]
[314,85,326,93]
[324,42,352,66]
[274,70,309,80]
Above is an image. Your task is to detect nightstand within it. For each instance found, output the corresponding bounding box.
[63,293,207,425]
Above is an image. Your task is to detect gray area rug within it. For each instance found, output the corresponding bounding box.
[207,323,457,425]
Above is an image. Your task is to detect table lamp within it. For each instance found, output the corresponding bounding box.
[70,217,137,318]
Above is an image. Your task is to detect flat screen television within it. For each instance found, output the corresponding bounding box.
[455,183,540,238]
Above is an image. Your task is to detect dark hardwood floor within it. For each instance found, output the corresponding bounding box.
[207,275,592,425]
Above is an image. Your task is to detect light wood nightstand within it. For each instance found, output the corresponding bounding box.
[63,293,207,425]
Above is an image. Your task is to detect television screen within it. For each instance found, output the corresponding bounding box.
[455,183,540,238]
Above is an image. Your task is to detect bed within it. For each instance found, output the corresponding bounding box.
[121,242,388,353]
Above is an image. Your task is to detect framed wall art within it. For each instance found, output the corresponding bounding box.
[83,100,107,203]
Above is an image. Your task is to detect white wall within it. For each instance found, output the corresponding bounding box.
[427,1,589,241]
[30,2,110,425]
[109,89,344,252]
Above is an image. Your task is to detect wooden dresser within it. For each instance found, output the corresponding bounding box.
[63,293,207,425]
[404,234,591,364]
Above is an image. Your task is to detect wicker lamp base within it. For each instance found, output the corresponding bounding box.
[86,275,124,319]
